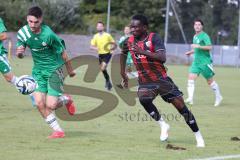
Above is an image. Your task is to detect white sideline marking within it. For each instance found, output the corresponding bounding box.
[187,154,240,160]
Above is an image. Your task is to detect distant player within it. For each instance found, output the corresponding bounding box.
[16,6,76,139]
[120,14,205,147]
[185,19,223,106]
[90,21,115,90]
[0,17,19,87]
[119,25,137,78]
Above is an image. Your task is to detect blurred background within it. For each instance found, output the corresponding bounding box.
[0,0,239,66]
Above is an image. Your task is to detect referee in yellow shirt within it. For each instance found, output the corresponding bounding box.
[90,21,116,90]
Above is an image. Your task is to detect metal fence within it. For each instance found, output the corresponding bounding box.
[6,32,240,67]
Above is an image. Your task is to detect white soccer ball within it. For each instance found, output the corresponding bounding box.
[16,75,36,95]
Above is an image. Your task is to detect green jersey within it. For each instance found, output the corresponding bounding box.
[193,31,212,65]
[0,18,7,56]
[17,24,65,72]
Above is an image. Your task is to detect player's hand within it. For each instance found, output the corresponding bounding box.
[185,51,193,56]
[16,46,25,58]
[191,44,200,49]
[130,43,144,55]
[120,72,128,88]
[68,71,76,78]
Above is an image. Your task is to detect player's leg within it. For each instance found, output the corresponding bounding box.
[160,77,205,147]
[171,97,205,147]
[99,54,112,90]
[0,54,19,85]
[201,64,223,106]
[138,84,170,141]
[185,64,200,105]
[48,69,76,115]
[45,95,65,138]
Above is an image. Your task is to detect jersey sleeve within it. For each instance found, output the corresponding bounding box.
[203,33,212,46]
[0,18,7,33]
[90,35,97,46]
[16,28,27,47]
[152,34,165,52]
[50,32,65,55]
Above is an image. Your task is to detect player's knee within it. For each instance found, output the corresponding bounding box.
[46,101,58,110]
[139,97,153,106]
[35,101,45,109]
[100,63,107,71]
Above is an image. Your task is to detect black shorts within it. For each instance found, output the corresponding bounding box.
[98,53,112,64]
[137,76,183,103]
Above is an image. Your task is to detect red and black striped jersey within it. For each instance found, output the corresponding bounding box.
[123,33,167,84]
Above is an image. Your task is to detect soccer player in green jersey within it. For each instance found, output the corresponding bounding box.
[118,26,138,79]
[0,18,19,87]
[16,6,76,139]
[185,19,223,106]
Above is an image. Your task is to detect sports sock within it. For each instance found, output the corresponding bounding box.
[179,106,199,132]
[45,113,63,132]
[102,70,110,81]
[10,76,18,86]
[210,81,221,98]
[139,98,161,121]
[187,80,195,100]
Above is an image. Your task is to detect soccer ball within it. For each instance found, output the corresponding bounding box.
[16,75,36,95]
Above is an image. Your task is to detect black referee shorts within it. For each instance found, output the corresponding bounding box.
[98,53,112,64]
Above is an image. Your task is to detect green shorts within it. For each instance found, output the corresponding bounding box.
[33,68,64,97]
[0,54,11,74]
[189,63,215,79]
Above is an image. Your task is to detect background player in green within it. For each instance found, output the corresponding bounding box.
[185,19,223,106]
[0,17,19,88]
[118,25,138,79]
[16,6,76,139]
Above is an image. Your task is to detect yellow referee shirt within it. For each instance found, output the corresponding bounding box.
[90,32,115,54]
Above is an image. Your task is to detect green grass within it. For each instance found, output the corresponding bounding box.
[0,57,239,160]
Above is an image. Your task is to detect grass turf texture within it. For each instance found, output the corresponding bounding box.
[0,57,239,160]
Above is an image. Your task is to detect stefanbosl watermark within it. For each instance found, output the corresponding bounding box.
[114,109,184,122]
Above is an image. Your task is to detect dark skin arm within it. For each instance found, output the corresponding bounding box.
[131,43,166,63]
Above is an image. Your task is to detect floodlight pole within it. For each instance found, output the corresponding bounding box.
[170,0,188,44]
[238,1,240,68]
[106,0,111,33]
[164,0,170,45]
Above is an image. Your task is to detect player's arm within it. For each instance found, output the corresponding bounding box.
[120,39,129,88]
[16,32,26,59]
[0,32,7,40]
[185,49,194,56]
[90,36,98,52]
[108,34,117,53]
[62,51,76,77]
[131,34,166,63]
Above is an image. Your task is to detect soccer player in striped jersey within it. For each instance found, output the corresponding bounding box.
[120,14,205,147]
[16,6,76,139]
[0,17,19,87]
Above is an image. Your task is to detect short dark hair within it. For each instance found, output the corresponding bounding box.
[194,18,204,26]
[97,21,104,25]
[132,14,149,27]
[28,6,43,18]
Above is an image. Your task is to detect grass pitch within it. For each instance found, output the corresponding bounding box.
[0,57,239,160]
